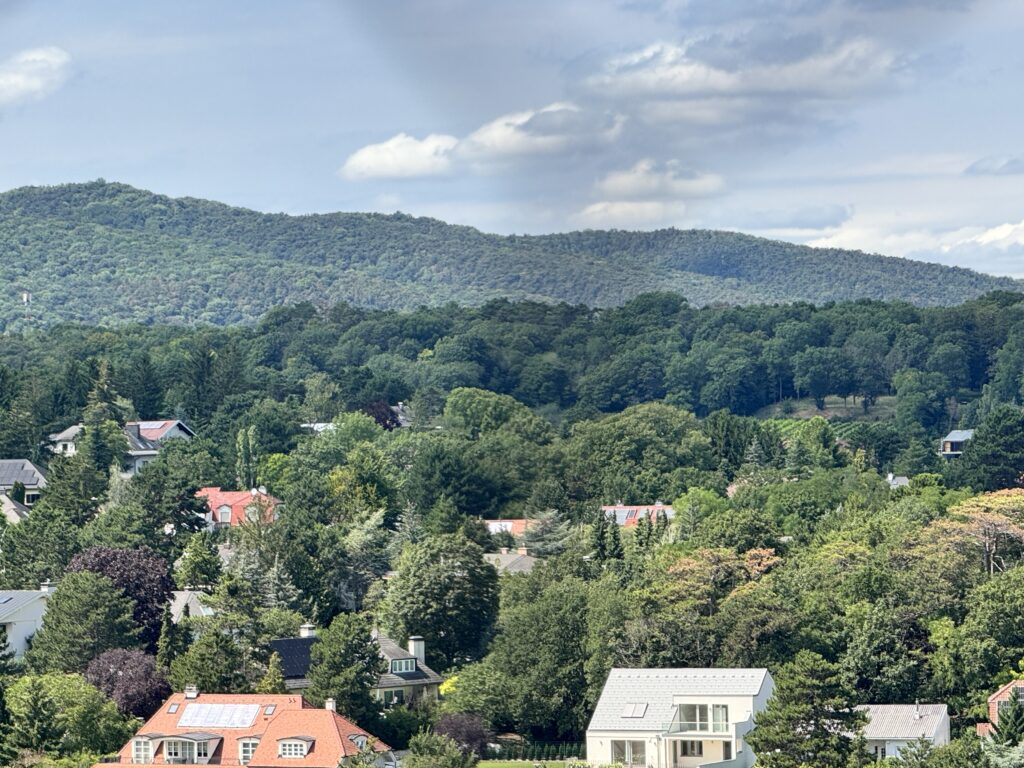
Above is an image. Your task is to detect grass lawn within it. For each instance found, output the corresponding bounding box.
[755,394,898,422]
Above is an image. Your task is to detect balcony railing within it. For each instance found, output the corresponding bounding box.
[662,721,731,735]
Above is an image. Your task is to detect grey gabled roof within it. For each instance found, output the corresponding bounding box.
[0,460,46,490]
[943,429,975,442]
[857,704,947,741]
[0,590,47,622]
[484,551,540,574]
[588,668,771,733]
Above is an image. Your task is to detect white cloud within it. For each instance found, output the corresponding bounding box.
[0,47,72,108]
[576,199,688,229]
[595,159,723,199]
[340,133,458,180]
[341,102,623,180]
[965,155,1024,176]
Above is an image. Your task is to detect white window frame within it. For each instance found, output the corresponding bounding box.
[239,739,260,765]
[196,740,210,759]
[391,658,415,673]
[610,740,646,767]
[279,740,309,758]
[680,740,703,757]
[164,740,195,762]
[383,688,406,707]
[712,704,729,733]
[132,738,153,764]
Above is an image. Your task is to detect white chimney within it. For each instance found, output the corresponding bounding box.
[184,685,199,700]
[258,485,267,495]
[325,698,336,712]
[408,636,425,664]
[299,623,317,639]
[39,580,56,594]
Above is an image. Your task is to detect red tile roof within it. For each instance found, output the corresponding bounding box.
[601,502,675,527]
[484,519,537,537]
[197,488,280,527]
[94,692,390,767]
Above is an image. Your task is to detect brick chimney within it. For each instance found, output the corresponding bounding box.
[408,636,425,664]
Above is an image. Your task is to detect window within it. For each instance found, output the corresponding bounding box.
[218,506,232,524]
[196,741,209,759]
[168,703,179,714]
[874,745,887,760]
[264,705,277,716]
[723,742,732,760]
[712,704,729,733]
[163,740,195,762]
[680,704,709,731]
[391,658,416,673]
[680,741,703,757]
[239,739,260,765]
[383,688,405,707]
[610,740,646,766]
[132,739,152,764]
[279,740,309,758]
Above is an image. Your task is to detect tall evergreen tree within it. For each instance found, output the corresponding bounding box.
[307,612,383,729]
[6,677,60,754]
[996,687,1024,746]
[256,652,287,694]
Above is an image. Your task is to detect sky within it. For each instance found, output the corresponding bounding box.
[2,0,1024,276]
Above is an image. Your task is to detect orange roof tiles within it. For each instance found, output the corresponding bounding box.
[197,488,280,527]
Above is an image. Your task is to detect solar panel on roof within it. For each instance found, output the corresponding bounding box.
[178,703,260,728]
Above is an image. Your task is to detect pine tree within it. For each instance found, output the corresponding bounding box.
[654,509,669,543]
[308,612,383,729]
[634,512,653,554]
[262,555,300,610]
[175,533,222,590]
[7,677,61,753]
[997,687,1024,746]
[156,605,189,672]
[588,511,609,560]
[604,518,624,560]
[256,652,287,694]
[168,630,246,693]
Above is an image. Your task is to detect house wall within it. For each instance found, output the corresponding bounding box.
[586,731,661,767]
[1,600,47,657]
[371,683,439,704]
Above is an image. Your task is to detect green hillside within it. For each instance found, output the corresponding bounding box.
[0,180,1017,328]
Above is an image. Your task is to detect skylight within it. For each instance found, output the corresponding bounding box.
[621,702,648,718]
[168,703,180,714]
[264,705,276,716]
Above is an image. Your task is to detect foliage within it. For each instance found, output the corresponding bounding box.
[84,649,170,719]
[306,612,383,729]
[404,731,479,768]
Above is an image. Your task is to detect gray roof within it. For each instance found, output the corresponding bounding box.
[0,590,47,622]
[0,460,46,490]
[483,551,540,574]
[857,704,947,741]
[375,635,445,690]
[48,424,83,442]
[588,668,771,733]
[943,429,975,442]
[1,495,29,524]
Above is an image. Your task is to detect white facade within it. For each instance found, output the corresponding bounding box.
[0,588,51,657]
[587,669,773,768]
[859,704,950,761]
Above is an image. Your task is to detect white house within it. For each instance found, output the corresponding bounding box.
[48,420,195,476]
[858,703,950,761]
[0,459,47,507]
[0,585,53,657]
[587,668,774,768]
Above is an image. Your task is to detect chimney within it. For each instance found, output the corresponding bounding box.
[408,636,425,664]
[126,423,141,440]
[517,546,529,556]
[184,685,199,700]
[499,547,509,555]
[258,485,267,495]
[914,700,921,720]
[299,623,317,639]
[325,698,336,712]
[39,580,56,594]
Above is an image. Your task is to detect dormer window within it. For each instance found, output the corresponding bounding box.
[279,739,312,758]
[391,658,415,673]
[239,738,260,765]
[132,738,152,764]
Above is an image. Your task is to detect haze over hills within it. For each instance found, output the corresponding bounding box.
[0,180,1018,329]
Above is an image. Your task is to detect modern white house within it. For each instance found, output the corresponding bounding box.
[587,668,774,768]
[858,703,950,761]
[0,585,53,657]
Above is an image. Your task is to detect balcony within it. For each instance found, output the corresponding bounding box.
[662,721,731,735]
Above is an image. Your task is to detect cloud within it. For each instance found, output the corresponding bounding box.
[0,46,71,108]
[595,159,724,199]
[342,102,623,180]
[340,133,458,180]
[964,155,1024,176]
[576,199,688,229]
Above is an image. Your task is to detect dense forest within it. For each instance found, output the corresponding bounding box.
[6,293,1024,766]
[0,180,1018,329]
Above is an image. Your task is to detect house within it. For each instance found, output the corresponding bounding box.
[197,487,280,529]
[940,429,974,459]
[484,547,540,575]
[48,420,195,475]
[269,627,444,707]
[602,500,676,528]
[0,583,54,657]
[857,704,949,761]
[0,459,47,506]
[484,519,536,538]
[886,473,910,490]
[978,680,1024,737]
[170,590,217,624]
[587,668,774,768]
[1,493,29,524]
[92,689,395,767]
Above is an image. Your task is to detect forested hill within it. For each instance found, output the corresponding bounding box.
[0,180,1017,328]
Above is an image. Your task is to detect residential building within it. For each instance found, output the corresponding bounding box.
[484,519,536,538]
[1,493,29,524]
[602,500,676,527]
[48,420,195,475]
[0,584,53,657]
[940,429,974,459]
[197,487,280,529]
[269,628,443,706]
[484,547,540,575]
[886,473,910,490]
[93,689,395,767]
[978,680,1024,737]
[0,459,47,506]
[858,704,949,761]
[587,668,774,768]
[170,590,217,624]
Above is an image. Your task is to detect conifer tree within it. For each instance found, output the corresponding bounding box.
[156,605,189,672]
[996,687,1024,746]
[604,518,624,560]
[7,677,60,753]
[175,533,222,591]
[588,512,609,560]
[256,652,287,694]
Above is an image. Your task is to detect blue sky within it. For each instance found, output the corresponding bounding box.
[2,0,1024,275]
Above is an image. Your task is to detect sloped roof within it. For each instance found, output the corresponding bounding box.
[252,709,391,766]
[196,487,280,526]
[48,424,83,442]
[858,704,947,741]
[269,636,316,680]
[269,635,444,690]
[0,460,47,490]
[943,429,975,443]
[600,503,675,527]
[484,551,540,574]
[588,668,771,732]
[484,519,535,537]
[1,494,29,524]
[0,590,47,622]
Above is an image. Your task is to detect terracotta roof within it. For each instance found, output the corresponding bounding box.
[95,692,390,767]
[130,420,196,441]
[601,502,675,527]
[484,519,536,537]
[197,488,280,527]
